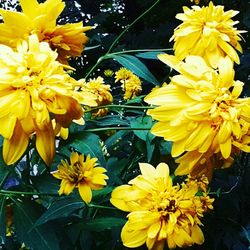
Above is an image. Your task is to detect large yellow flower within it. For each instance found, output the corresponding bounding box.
[145,54,250,176]
[0,0,92,63]
[52,152,108,204]
[111,163,213,250]
[171,2,244,67]
[0,34,96,166]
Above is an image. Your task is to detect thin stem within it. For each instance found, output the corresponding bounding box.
[106,0,161,54]
[84,127,151,133]
[0,189,59,197]
[0,171,9,189]
[87,203,116,210]
[85,0,161,79]
[86,104,154,112]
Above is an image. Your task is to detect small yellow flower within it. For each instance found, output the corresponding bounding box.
[171,2,245,67]
[81,77,113,117]
[0,34,96,166]
[0,0,92,63]
[111,162,213,250]
[52,152,109,203]
[145,54,250,176]
[115,68,142,100]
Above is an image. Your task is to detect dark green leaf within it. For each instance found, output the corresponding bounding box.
[61,133,106,166]
[0,197,6,244]
[13,199,59,250]
[35,197,85,226]
[81,217,126,232]
[108,54,159,85]
[146,132,155,162]
[105,130,131,151]
[130,116,153,141]
[89,115,129,127]
[159,140,172,155]
[92,186,114,200]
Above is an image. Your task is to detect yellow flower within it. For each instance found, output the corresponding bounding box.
[0,0,92,63]
[115,68,142,100]
[0,34,96,166]
[111,163,213,250]
[52,152,108,203]
[171,2,245,67]
[190,0,201,4]
[80,77,113,117]
[145,54,250,176]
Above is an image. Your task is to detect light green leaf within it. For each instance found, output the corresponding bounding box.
[136,51,166,60]
[108,54,159,85]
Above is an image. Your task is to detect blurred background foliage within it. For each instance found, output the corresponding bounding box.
[0,0,250,249]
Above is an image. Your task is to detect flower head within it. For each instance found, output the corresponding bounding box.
[111,163,214,250]
[115,68,142,100]
[52,152,108,203]
[145,54,250,176]
[171,2,245,67]
[0,0,92,63]
[81,77,113,117]
[0,34,96,166]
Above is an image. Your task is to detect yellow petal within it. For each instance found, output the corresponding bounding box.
[78,183,92,204]
[3,121,29,165]
[35,122,55,166]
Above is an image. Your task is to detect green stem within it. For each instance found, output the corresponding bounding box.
[86,104,154,112]
[85,0,161,79]
[106,0,161,54]
[87,203,116,210]
[0,171,10,189]
[0,189,59,197]
[108,48,172,56]
[84,127,151,133]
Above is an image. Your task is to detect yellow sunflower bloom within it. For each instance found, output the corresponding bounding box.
[0,34,96,166]
[110,162,214,250]
[145,54,250,176]
[81,77,113,117]
[115,68,142,100]
[52,152,108,204]
[171,2,245,67]
[0,0,92,63]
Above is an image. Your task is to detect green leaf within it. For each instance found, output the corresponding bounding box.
[0,197,6,244]
[108,54,159,85]
[146,132,155,162]
[13,199,59,250]
[136,51,166,60]
[105,130,131,151]
[159,140,172,155]
[35,197,85,227]
[60,132,106,166]
[81,217,126,232]
[89,115,129,127]
[92,186,114,201]
[130,116,153,141]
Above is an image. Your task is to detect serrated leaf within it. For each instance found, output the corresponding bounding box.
[13,199,59,250]
[136,51,166,60]
[0,197,6,244]
[81,217,126,232]
[108,54,159,85]
[35,197,85,227]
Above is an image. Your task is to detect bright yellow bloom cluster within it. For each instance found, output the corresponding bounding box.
[111,163,213,250]
[0,0,92,63]
[115,68,142,100]
[81,77,113,117]
[0,34,96,166]
[52,152,108,204]
[145,54,250,177]
[171,2,244,68]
